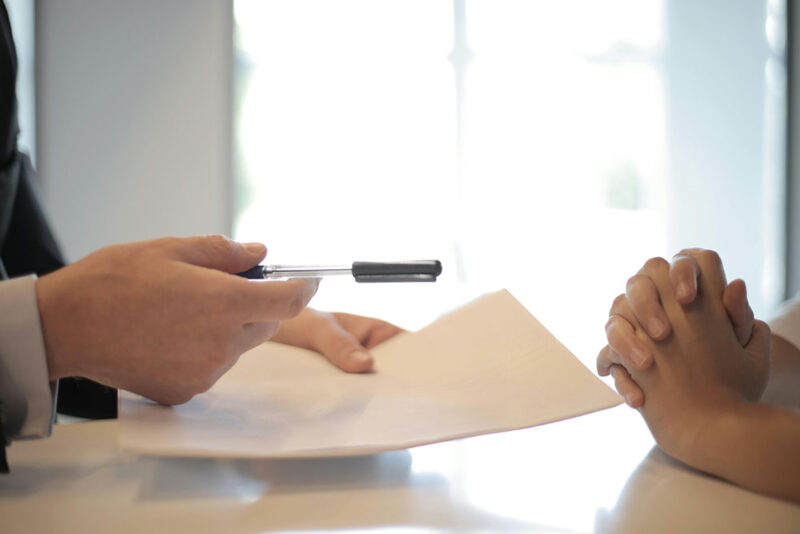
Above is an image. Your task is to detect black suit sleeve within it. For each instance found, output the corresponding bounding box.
[0,152,64,278]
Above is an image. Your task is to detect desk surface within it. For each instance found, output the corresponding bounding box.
[2,407,799,533]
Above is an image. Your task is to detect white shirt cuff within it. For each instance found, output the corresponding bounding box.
[0,275,56,440]
[769,293,800,352]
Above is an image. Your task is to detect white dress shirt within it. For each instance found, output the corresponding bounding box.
[769,293,800,354]
[0,275,56,440]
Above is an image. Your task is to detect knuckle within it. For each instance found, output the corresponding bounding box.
[699,249,722,267]
[643,256,669,273]
[605,317,630,345]
[605,318,638,355]
[626,390,642,407]
[609,294,626,315]
[625,274,648,293]
[597,345,614,366]
[206,234,235,255]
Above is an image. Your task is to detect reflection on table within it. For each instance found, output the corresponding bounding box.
[2,407,799,533]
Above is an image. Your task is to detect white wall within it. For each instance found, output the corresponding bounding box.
[37,0,232,261]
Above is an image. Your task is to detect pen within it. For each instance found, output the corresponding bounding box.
[236,260,442,283]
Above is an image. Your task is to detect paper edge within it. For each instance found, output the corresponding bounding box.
[117,394,623,459]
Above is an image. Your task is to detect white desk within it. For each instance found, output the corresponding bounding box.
[2,407,799,533]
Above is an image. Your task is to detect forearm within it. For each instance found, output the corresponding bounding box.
[687,403,800,503]
[761,334,800,408]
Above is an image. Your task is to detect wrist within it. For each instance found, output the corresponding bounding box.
[35,272,73,380]
[650,395,747,466]
[678,399,753,472]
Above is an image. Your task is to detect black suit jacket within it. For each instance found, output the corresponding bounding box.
[0,1,116,472]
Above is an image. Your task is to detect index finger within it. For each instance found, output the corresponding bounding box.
[237,278,320,322]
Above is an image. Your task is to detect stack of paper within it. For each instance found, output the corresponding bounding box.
[119,290,621,457]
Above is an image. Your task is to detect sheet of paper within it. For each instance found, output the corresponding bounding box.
[119,289,622,458]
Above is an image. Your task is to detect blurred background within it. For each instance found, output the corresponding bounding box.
[6,0,796,371]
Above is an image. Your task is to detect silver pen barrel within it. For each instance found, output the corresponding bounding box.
[263,265,352,279]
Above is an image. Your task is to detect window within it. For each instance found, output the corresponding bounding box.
[5,0,36,162]
[233,0,786,371]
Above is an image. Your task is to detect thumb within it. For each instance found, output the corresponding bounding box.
[168,235,267,273]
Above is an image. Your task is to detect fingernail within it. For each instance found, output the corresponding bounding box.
[243,242,266,255]
[647,317,666,338]
[676,282,691,300]
[631,346,649,368]
[350,351,373,368]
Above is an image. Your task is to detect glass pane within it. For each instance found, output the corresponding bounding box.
[460,0,667,361]
[234,0,785,369]
[234,0,457,329]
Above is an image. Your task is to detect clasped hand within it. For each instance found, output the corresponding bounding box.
[597,249,770,459]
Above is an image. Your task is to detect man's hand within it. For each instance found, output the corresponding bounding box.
[36,235,319,405]
[271,308,403,372]
[597,249,756,407]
